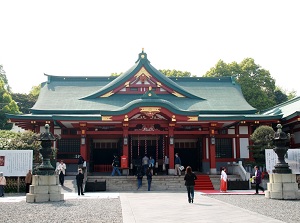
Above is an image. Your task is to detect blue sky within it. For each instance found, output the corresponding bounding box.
[0,0,299,95]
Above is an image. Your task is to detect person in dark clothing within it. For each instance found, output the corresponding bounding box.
[174,153,182,176]
[76,168,85,196]
[184,166,197,203]
[254,166,265,194]
[146,167,152,191]
[136,167,143,190]
[78,155,85,169]
[111,155,121,176]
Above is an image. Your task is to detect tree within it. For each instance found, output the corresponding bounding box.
[0,130,41,163]
[274,87,288,105]
[159,69,195,77]
[0,65,20,129]
[204,58,290,111]
[0,64,12,93]
[249,125,275,166]
[11,85,40,114]
[29,85,41,98]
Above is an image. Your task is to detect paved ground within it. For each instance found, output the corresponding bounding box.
[1,190,286,223]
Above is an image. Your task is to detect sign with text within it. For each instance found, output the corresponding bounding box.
[265,149,300,174]
[0,150,33,176]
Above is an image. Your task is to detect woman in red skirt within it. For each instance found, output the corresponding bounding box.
[220,167,227,192]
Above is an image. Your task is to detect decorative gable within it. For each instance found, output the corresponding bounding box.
[81,50,203,100]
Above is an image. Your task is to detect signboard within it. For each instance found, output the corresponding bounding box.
[0,150,33,176]
[265,149,300,174]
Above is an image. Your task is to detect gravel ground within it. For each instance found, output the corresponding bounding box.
[204,194,300,223]
[0,198,122,223]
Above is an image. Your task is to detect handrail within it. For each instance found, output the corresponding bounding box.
[227,161,251,189]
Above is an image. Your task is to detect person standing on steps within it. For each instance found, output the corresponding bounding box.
[78,154,85,169]
[149,156,155,175]
[254,165,265,194]
[146,167,152,191]
[56,160,66,186]
[111,155,121,176]
[76,168,85,196]
[136,167,143,190]
[184,166,197,203]
[174,153,182,176]
[164,156,169,175]
[142,154,149,175]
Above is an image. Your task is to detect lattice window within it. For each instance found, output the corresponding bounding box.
[57,139,80,153]
[216,138,232,158]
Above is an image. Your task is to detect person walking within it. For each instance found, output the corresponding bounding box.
[220,167,227,192]
[76,168,85,196]
[174,153,182,176]
[136,167,143,190]
[184,166,197,203]
[146,167,152,191]
[56,160,66,186]
[25,169,32,193]
[111,155,121,176]
[254,166,265,194]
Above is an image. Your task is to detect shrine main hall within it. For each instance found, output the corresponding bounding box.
[8,50,292,175]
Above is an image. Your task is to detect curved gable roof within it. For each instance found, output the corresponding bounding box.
[81,50,203,100]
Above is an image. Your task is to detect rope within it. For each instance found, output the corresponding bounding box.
[145,135,147,155]
[138,135,140,156]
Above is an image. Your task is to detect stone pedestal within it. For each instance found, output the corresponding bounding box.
[26,175,64,203]
[265,174,300,200]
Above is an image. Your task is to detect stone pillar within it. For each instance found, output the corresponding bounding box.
[265,174,300,200]
[26,175,64,203]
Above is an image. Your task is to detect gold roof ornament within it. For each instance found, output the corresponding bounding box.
[135,67,152,79]
[100,91,114,98]
[102,116,112,121]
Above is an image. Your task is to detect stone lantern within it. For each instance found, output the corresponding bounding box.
[26,124,64,203]
[271,124,292,174]
[35,124,60,175]
[265,124,300,200]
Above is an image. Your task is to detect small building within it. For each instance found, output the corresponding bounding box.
[8,50,297,175]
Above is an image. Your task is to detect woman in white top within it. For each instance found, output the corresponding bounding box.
[220,167,227,192]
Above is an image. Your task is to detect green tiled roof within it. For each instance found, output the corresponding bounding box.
[7,51,285,123]
[262,96,300,120]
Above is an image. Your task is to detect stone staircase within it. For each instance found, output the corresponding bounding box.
[60,174,242,193]
[86,175,186,191]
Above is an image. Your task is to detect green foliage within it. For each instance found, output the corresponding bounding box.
[204,58,290,111]
[0,130,41,162]
[0,66,20,129]
[11,93,37,114]
[110,72,123,76]
[249,125,275,165]
[0,65,9,87]
[274,88,288,105]
[159,69,195,77]
[29,85,41,98]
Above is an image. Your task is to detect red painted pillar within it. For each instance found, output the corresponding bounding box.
[123,127,129,157]
[209,127,217,174]
[80,142,87,161]
[80,125,88,161]
[168,126,174,169]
